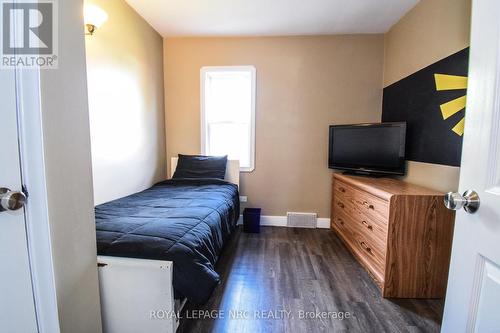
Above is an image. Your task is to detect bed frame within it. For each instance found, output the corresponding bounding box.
[97,158,239,333]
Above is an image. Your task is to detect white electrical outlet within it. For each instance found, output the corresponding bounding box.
[239,196,248,203]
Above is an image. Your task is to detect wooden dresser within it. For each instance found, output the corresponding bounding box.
[331,173,455,298]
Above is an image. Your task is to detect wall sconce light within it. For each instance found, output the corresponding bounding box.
[84,4,108,35]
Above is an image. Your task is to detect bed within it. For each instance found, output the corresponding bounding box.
[96,157,240,333]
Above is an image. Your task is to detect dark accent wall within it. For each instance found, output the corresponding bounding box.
[382,48,469,167]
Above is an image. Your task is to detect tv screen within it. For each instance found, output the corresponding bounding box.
[328,122,407,175]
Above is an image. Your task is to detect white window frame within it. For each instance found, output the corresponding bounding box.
[200,65,256,172]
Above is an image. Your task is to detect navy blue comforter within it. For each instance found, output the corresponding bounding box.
[95,178,239,304]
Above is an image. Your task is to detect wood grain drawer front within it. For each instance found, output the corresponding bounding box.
[336,208,385,255]
[333,212,354,247]
[335,180,389,223]
[334,210,385,283]
[331,212,352,241]
[346,224,386,282]
[350,213,388,245]
[333,196,349,215]
[333,180,350,198]
[334,193,388,244]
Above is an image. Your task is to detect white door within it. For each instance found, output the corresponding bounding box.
[441,0,500,332]
[0,69,38,331]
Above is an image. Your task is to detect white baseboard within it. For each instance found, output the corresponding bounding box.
[316,218,331,229]
[237,215,330,229]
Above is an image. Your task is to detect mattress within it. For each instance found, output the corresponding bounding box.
[95,178,239,304]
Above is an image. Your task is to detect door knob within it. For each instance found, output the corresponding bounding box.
[444,190,480,214]
[0,187,27,212]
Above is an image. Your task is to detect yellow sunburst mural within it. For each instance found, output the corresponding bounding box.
[434,74,468,136]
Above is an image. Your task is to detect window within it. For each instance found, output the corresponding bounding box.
[201,66,256,172]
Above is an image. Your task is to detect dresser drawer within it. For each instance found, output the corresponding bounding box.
[334,208,385,253]
[334,179,389,223]
[333,209,385,283]
[350,230,385,282]
[344,220,386,282]
[349,211,388,245]
[331,210,353,241]
[333,194,387,241]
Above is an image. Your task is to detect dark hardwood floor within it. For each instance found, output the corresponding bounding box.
[178,226,444,333]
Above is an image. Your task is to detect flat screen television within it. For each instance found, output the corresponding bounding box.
[328,122,407,176]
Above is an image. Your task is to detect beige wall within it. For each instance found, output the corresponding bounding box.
[39,0,102,331]
[164,36,385,217]
[85,0,166,205]
[384,0,472,192]
[163,0,471,216]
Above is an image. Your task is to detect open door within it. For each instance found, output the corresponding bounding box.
[0,65,38,333]
[441,0,500,332]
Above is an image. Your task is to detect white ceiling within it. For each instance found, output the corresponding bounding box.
[124,0,419,37]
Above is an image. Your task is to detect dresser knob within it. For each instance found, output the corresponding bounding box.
[363,201,374,210]
[362,220,373,230]
[338,187,346,193]
[337,202,344,209]
[360,241,372,253]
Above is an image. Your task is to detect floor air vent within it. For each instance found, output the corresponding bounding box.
[286,212,317,228]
